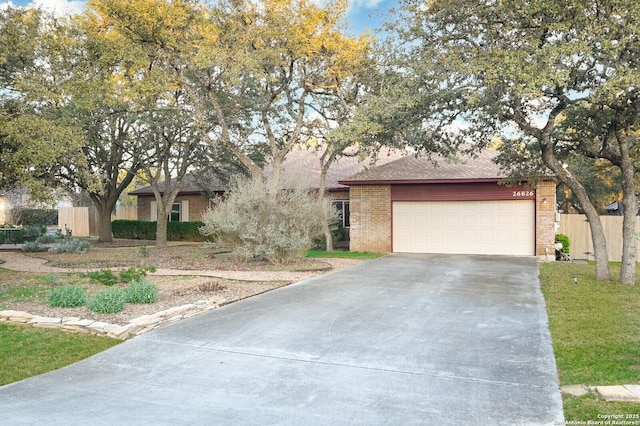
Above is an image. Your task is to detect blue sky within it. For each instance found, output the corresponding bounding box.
[1,0,399,35]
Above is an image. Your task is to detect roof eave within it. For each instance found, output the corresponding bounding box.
[338,178,506,186]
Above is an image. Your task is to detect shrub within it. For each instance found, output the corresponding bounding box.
[118,265,156,283]
[112,220,206,241]
[21,241,47,252]
[124,280,158,304]
[0,228,24,244]
[111,220,156,240]
[36,234,61,244]
[49,238,90,253]
[89,289,126,314]
[86,269,118,286]
[555,234,570,254]
[200,177,337,264]
[49,286,87,308]
[10,208,58,227]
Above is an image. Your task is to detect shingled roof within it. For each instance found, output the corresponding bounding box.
[275,146,405,190]
[339,149,507,184]
[130,147,406,196]
[129,173,227,196]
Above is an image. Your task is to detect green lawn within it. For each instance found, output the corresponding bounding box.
[306,249,383,259]
[539,262,640,421]
[0,323,121,386]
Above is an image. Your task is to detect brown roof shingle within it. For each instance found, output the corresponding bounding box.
[339,149,506,184]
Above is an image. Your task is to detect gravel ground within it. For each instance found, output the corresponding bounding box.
[0,252,363,326]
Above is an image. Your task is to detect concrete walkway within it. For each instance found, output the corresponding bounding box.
[563,384,640,402]
[0,254,564,425]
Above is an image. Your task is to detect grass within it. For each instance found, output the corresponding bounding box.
[306,249,383,259]
[0,323,121,386]
[539,261,640,421]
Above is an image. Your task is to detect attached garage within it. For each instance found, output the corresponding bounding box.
[339,149,558,257]
[392,200,535,255]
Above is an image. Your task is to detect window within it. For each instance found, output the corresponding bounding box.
[169,203,181,222]
[332,200,350,228]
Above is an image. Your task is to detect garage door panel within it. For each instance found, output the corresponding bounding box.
[393,201,535,256]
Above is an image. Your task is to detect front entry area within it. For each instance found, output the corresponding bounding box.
[392,200,536,256]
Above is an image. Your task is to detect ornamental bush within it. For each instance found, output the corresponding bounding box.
[49,286,87,308]
[89,289,126,314]
[200,177,337,264]
[555,234,570,254]
[49,237,90,253]
[124,280,158,304]
[86,269,118,286]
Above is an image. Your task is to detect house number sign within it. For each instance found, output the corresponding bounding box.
[512,190,534,197]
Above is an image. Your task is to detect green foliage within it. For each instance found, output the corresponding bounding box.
[313,220,344,250]
[555,234,570,254]
[86,269,118,286]
[49,237,90,253]
[112,220,206,241]
[0,228,24,244]
[118,265,156,283]
[43,273,62,286]
[124,280,158,304]
[48,285,87,308]
[36,234,61,244]
[167,221,207,242]
[89,288,126,314]
[21,241,47,252]
[10,208,58,227]
[111,220,156,239]
[306,250,383,259]
[540,262,640,420]
[0,323,121,386]
[201,177,335,264]
[139,244,150,257]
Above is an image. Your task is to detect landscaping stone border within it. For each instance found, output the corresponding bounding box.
[0,297,226,340]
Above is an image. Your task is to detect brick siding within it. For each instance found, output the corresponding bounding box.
[349,185,392,252]
[136,194,213,222]
[535,180,557,256]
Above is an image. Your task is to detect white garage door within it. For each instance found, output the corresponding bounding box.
[392,200,535,256]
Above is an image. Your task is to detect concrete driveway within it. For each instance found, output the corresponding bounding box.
[0,254,563,425]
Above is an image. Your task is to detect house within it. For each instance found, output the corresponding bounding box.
[339,149,557,257]
[129,147,406,233]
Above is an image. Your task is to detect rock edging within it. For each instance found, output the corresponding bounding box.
[0,297,226,340]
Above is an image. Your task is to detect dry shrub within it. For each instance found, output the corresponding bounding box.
[200,177,337,264]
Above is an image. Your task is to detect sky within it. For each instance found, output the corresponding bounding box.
[0,0,399,35]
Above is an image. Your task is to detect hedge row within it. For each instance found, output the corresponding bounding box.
[8,208,58,226]
[112,220,207,241]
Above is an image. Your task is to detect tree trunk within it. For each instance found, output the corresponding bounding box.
[97,205,113,242]
[318,151,334,252]
[620,191,638,285]
[155,203,168,249]
[156,216,168,249]
[540,144,611,281]
[618,133,637,285]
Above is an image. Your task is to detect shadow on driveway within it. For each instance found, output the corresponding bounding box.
[0,254,563,425]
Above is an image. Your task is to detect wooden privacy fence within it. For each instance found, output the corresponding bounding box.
[558,214,640,262]
[58,206,137,237]
[58,207,92,237]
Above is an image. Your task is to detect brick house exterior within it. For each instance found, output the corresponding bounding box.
[340,150,557,257]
